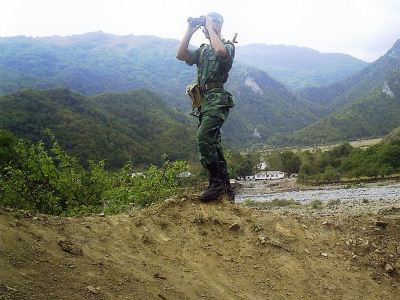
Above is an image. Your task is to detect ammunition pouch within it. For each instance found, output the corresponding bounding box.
[186,84,202,108]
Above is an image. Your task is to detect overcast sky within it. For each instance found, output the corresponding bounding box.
[1,0,400,62]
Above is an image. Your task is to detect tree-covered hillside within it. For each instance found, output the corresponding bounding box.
[0,88,196,168]
[268,39,400,146]
[224,66,319,145]
[270,71,400,145]
[0,32,195,109]
[299,39,400,113]
[3,32,398,149]
[236,44,367,90]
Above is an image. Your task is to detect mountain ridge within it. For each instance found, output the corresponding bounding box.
[236,43,368,90]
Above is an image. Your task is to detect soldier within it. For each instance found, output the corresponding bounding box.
[176,12,235,202]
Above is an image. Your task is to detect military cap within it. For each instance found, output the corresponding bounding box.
[207,12,224,25]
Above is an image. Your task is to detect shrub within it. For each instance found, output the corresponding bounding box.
[326,199,341,207]
[0,135,186,215]
[309,199,323,209]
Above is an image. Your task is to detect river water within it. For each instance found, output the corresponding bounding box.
[236,183,400,203]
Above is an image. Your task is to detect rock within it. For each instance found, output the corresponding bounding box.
[321,252,328,257]
[375,220,388,229]
[87,286,98,294]
[213,218,222,225]
[384,263,394,274]
[99,212,105,217]
[153,273,167,280]
[229,223,241,231]
[6,286,18,292]
[266,238,291,252]
[259,236,266,244]
[304,249,310,254]
[58,240,83,256]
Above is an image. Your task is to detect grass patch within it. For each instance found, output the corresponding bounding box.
[309,199,323,209]
[326,199,341,207]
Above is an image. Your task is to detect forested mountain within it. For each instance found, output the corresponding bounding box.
[270,39,400,145]
[0,32,321,147]
[270,70,400,145]
[224,66,319,145]
[0,88,196,167]
[236,44,367,90]
[299,39,400,113]
[0,32,194,109]
[2,32,400,149]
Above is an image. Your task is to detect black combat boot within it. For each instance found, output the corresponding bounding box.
[199,163,225,202]
[220,163,235,202]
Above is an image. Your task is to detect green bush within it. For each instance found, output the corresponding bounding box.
[326,199,341,207]
[0,134,186,215]
[309,199,323,209]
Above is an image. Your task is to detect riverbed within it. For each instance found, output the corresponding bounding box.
[236,181,400,203]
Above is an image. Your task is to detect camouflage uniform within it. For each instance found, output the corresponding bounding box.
[186,42,234,166]
[186,40,235,200]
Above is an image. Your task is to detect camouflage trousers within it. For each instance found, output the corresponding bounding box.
[197,114,228,171]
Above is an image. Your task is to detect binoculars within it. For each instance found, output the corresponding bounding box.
[187,16,206,26]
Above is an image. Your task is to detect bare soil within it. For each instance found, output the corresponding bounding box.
[1,196,399,299]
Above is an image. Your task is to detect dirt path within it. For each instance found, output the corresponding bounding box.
[0,197,399,299]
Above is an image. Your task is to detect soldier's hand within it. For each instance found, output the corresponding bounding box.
[187,23,200,35]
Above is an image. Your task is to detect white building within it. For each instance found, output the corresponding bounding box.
[254,172,266,180]
[267,171,285,180]
[254,171,285,180]
[245,175,255,181]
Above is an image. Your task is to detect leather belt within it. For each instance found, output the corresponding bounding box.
[199,82,224,93]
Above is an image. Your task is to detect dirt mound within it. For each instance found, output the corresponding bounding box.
[1,197,399,299]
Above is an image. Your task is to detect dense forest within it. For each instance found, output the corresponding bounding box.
[1,32,400,175]
[3,33,400,147]
[0,88,196,168]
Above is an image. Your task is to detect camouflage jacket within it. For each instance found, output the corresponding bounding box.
[186,41,235,119]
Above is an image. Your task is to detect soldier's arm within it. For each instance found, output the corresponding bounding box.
[205,17,228,57]
[176,24,199,62]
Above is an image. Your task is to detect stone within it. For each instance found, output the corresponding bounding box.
[229,223,241,231]
[384,263,394,274]
[58,240,83,256]
[87,286,98,294]
[99,212,105,217]
[321,252,328,257]
[6,286,18,292]
[375,220,388,229]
